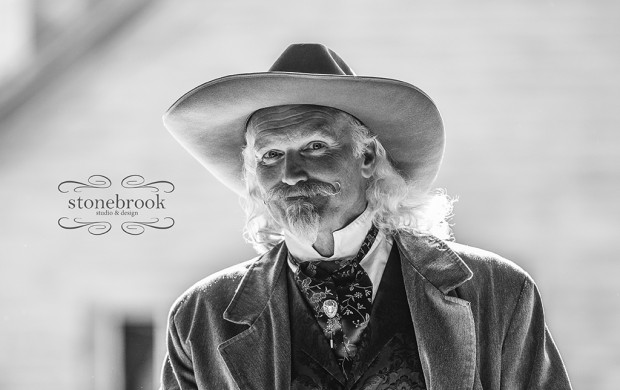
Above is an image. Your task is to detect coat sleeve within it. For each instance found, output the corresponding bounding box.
[160,306,198,390]
[500,276,572,389]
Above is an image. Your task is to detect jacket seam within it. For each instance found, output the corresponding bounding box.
[169,307,195,377]
[500,275,529,356]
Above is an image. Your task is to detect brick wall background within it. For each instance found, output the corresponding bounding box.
[1,0,618,388]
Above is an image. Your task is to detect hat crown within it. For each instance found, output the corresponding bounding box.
[269,43,356,76]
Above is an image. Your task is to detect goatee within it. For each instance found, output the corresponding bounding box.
[263,179,341,245]
[285,200,320,245]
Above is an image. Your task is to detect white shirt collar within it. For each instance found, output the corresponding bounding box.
[284,207,374,262]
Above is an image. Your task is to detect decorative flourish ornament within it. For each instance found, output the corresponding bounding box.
[323,299,338,318]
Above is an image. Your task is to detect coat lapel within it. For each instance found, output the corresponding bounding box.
[216,233,477,390]
[395,233,477,390]
[218,243,291,390]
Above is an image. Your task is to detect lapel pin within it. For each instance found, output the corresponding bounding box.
[323,299,338,318]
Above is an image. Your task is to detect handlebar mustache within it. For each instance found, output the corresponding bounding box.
[265,180,341,203]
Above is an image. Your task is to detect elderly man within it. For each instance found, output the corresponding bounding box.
[160,44,572,389]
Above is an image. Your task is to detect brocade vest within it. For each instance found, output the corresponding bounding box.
[288,245,427,390]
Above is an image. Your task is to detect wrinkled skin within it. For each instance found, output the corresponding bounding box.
[248,105,377,256]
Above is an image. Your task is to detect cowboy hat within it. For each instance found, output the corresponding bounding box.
[163,43,444,195]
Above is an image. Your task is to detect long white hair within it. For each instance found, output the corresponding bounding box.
[241,105,455,254]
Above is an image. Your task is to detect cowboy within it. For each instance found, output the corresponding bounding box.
[160,44,572,389]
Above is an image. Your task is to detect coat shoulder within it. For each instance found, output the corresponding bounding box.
[442,240,541,321]
[442,241,544,345]
[445,240,533,288]
[167,255,261,330]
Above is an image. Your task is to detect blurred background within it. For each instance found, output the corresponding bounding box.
[0,0,619,388]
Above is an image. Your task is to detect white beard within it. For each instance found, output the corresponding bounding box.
[284,200,320,245]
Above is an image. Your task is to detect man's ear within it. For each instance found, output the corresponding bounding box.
[361,141,377,179]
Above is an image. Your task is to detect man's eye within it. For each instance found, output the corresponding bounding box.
[260,150,282,163]
[307,142,326,151]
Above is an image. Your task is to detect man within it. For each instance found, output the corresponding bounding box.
[160,44,572,389]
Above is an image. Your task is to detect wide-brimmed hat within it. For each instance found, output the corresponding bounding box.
[163,43,444,195]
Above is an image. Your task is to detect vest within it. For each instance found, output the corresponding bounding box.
[288,245,427,390]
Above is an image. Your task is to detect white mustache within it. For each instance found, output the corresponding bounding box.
[265,181,341,203]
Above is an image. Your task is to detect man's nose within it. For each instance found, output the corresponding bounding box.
[282,154,308,186]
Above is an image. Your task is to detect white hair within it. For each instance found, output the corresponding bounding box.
[241,105,455,254]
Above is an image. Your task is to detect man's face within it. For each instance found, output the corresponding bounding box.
[248,105,374,243]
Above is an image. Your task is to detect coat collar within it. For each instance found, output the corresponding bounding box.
[220,232,476,390]
[393,232,473,293]
[223,231,474,325]
[223,242,288,325]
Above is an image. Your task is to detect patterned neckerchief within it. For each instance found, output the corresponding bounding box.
[291,224,379,377]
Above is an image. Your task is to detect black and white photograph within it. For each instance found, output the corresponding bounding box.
[1,0,618,389]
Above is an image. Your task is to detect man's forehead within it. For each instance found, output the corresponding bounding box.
[248,105,341,132]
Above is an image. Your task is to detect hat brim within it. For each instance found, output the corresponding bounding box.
[163,72,444,195]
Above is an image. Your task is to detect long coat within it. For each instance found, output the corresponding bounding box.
[160,232,572,389]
